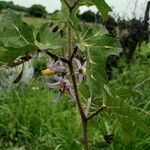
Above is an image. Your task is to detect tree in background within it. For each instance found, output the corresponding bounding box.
[77,10,101,23]
[28,4,47,18]
[0,1,27,12]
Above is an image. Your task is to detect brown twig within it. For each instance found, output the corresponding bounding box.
[43,49,69,64]
[8,55,32,67]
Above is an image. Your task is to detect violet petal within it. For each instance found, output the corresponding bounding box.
[55,66,66,72]
[74,58,82,68]
[47,60,55,68]
[68,88,76,101]
[78,74,83,85]
[54,75,63,82]
[47,82,60,89]
[52,92,63,104]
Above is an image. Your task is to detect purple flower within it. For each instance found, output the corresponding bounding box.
[73,58,87,85]
[42,61,66,75]
[47,75,75,104]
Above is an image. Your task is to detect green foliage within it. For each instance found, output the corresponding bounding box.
[136,42,150,60]
[28,4,47,18]
[0,10,38,65]
[106,48,150,147]
[0,80,82,149]
[0,57,150,149]
[0,11,35,47]
[0,10,64,65]
[36,23,65,51]
[84,32,121,98]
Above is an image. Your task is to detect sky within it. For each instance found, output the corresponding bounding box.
[2,0,149,19]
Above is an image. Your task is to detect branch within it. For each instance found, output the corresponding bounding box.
[87,106,106,120]
[8,55,32,67]
[66,9,86,120]
[43,49,69,64]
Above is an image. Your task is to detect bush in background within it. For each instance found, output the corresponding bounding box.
[28,4,47,18]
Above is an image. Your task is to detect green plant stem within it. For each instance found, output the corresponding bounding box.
[82,120,89,150]
[68,62,89,150]
[66,3,89,149]
[67,25,89,149]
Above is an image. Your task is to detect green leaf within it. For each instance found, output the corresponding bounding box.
[0,10,36,48]
[79,0,93,6]
[0,10,38,65]
[36,22,65,52]
[117,116,134,143]
[0,44,37,65]
[107,97,150,133]
[85,33,122,98]
[90,0,111,21]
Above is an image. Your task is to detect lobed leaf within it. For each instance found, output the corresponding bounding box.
[36,22,65,53]
[85,33,122,98]
[0,44,37,65]
[0,10,35,48]
[107,96,150,134]
[0,10,38,65]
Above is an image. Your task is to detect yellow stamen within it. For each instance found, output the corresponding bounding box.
[42,68,54,75]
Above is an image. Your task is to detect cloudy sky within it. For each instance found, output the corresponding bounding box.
[3,0,148,18]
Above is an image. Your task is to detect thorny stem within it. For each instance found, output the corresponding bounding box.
[66,1,89,149]
[8,55,32,67]
[43,49,69,64]
[68,61,88,150]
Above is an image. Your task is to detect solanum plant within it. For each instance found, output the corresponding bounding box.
[0,0,149,149]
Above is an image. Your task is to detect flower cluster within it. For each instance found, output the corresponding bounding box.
[42,59,86,104]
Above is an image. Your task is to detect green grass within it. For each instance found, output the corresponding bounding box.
[0,79,82,150]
